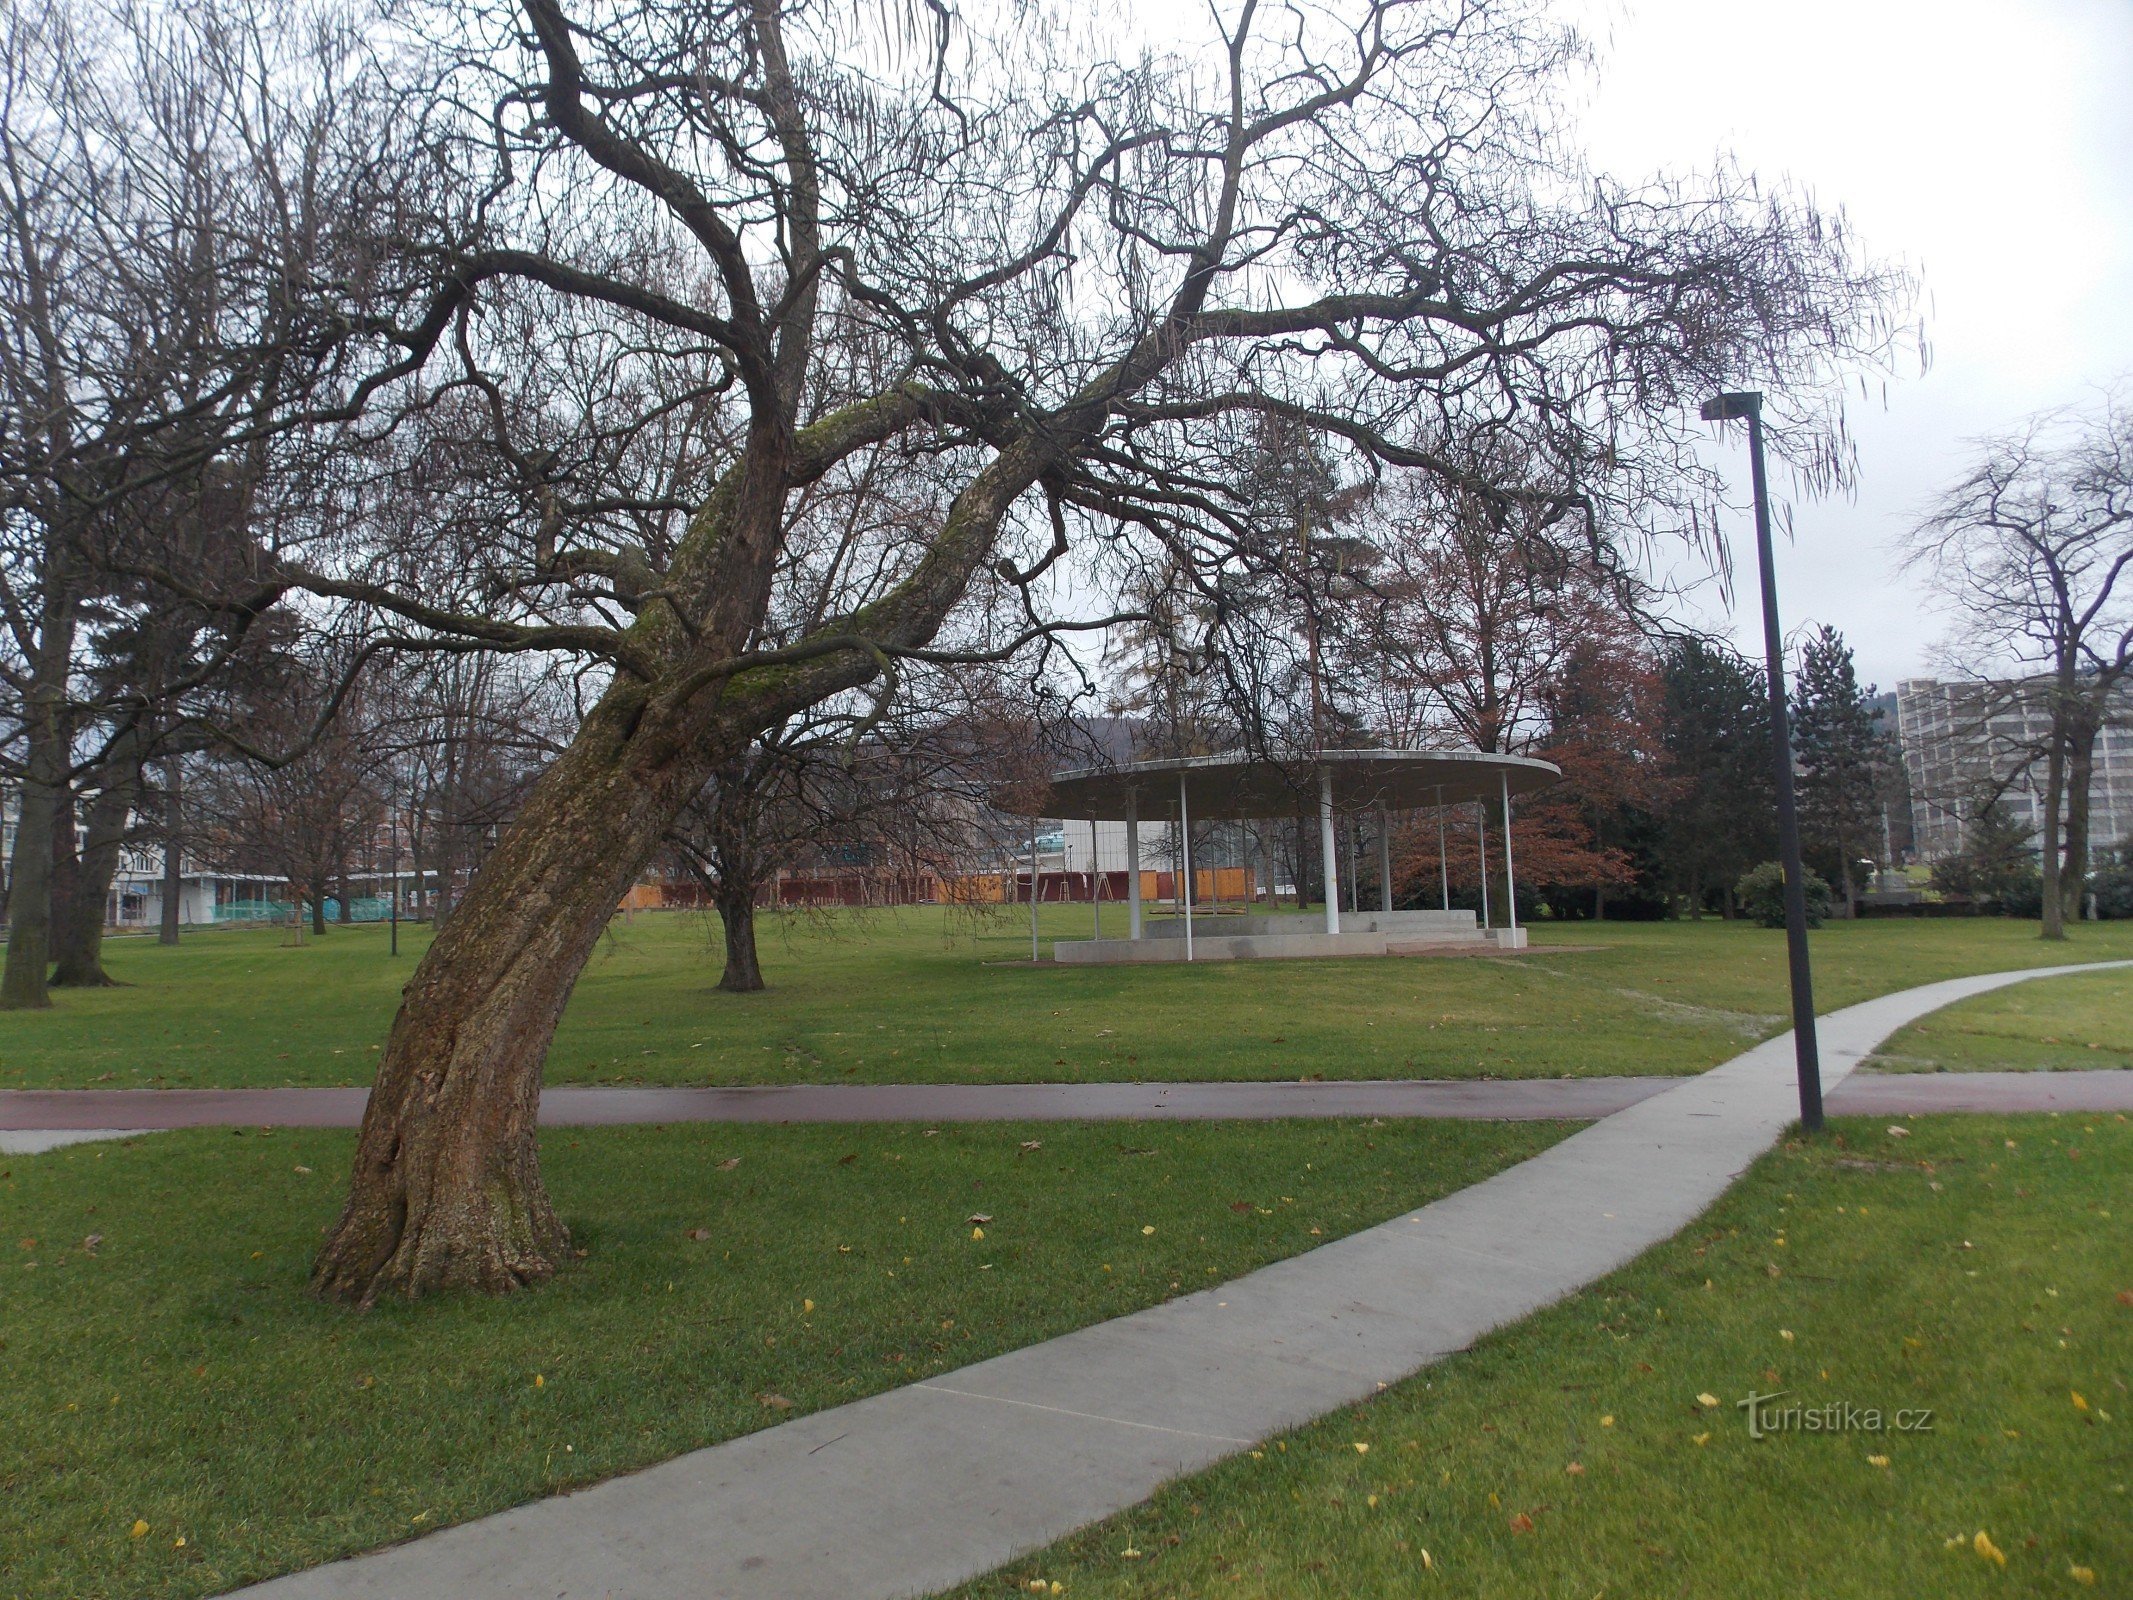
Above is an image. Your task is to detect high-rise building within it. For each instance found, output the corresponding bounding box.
[1895,677,2133,861]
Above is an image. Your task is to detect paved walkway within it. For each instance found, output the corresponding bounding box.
[211,958,2130,1600]
[0,1077,1672,1135]
[5,1065,2129,1155]
[1828,1067,2133,1114]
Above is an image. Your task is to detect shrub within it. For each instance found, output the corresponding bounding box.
[1996,870,2045,920]
[2094,839,2133,920]
[1734,860,1832,928]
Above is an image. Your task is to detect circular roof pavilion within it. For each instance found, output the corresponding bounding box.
[1004,747,1561,821]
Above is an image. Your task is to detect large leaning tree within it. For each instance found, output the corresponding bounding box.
[269,0,1905,1302]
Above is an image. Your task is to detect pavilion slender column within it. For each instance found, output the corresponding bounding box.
[1378,805,1393,913]
[1178,774,1194,962]
[1030,816,1040,962]
[1345,815,1359,914]
[1090,816,1101,941]
[1126,794,1142,941]
[1318,767,1340,935]
[1476,801,1491,930]
[1500,771,1520,943]
[1436,786,1449,910]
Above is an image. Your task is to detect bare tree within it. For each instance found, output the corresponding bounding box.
[195,639,390,936]
[0,0,375,1005]
[1905,387,2133,937]
[263,0,1910,1302]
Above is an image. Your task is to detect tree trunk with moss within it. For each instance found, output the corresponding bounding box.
[310,681,724,1301]
[310,416,1037,1303]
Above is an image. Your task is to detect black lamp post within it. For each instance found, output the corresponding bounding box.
[1702,390,1824,1132]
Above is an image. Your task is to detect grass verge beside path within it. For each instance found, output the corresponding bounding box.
[6,911,2133,1091]
[945,1114,2133,1600]
[0,1116,1571,1600]
[1865,966,2133,1073]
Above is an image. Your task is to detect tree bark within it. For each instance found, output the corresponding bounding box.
[0,709,69,1010]
[717,882,764,992]
[2060,704,2101,925]
[160,757,183,945]
[311,683,721,1304]
[51,767,139,986]
[314,384,1047,1304]
[1,759,62,1006]
[434,826,456,928]
[311,874,328,936]
[49,786,81,979]
[2039,672,2070,940]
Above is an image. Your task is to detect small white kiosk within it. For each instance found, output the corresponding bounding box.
[1002,747,1560,964]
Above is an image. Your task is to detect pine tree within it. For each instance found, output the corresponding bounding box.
[1791,626,1896,910]
[1929,795,2040,911]
[1659,638,1775,917]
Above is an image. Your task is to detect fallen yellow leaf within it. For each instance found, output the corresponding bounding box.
[1353,1441,1369,1454]
[2070,1563,2097,1586]
[802,1298,814,1314]
[534,1374,544,1388]
[1141,1225,1156,1236]
[2072,1391,2090,1412]
[971,1227,984,1240]
[1696,1392,1720,1408]
[1600,1415,1614,1428]
[130,1520,149,1540]
[1973,1530,2007,1568]
[1779,1329,1795,1343]
[1565,1461,1585,1476]
[1419,1547,1433,1570]
[1867,1455,1889,1468]
[1692,1432,1710,1447]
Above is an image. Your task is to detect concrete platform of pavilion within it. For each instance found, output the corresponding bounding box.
[1004,748,1558,967]
[1052,908,1529,963]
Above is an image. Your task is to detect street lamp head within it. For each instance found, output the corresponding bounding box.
[1700,391,1764,422]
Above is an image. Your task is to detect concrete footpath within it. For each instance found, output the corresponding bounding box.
[7,1067,2131,1153]
[0,1076,1672,1136]
[214,958,2131,1600]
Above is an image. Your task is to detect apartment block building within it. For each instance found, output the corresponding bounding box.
[1895,676,2133,862]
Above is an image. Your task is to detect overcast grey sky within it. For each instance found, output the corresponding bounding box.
[1574,0,2133,688]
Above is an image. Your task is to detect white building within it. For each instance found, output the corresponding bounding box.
[1896,676,2133,861]
[105,860,289,928]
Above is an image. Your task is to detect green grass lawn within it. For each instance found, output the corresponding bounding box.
[5,910,2132,1091]
[0,1116,1571,1600]
[945,1113,2133,1600]
[1865,966,2133,1073]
